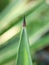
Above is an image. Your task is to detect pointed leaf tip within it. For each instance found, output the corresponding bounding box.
[23,16,26,27]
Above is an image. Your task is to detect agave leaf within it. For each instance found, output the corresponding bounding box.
[16,19,32,65]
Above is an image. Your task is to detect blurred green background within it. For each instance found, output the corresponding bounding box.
[0,0,49,65]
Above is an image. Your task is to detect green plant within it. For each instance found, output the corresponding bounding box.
[16,18,33,65]
[0,0,49,65]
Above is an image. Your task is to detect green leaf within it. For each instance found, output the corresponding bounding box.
[16,21,32,65]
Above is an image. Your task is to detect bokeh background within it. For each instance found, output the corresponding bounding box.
[0,0,49,65]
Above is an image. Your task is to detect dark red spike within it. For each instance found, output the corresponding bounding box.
[23,16,26,27]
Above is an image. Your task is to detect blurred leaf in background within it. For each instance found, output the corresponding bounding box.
[0,0,10,12]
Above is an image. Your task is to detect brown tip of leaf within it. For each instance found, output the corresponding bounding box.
[23,16,26,27]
